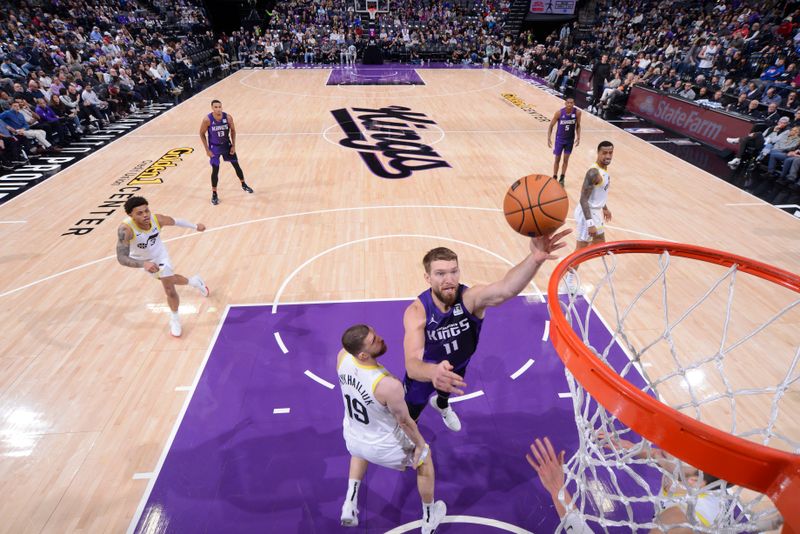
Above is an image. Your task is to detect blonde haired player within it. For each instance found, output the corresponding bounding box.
[115,196,209,337]
[337,324,446,533]
[565,140,613,293]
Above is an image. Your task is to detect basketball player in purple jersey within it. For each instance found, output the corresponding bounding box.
[199,99,254,205]
[403,230,570,431]
[547,96,581,186]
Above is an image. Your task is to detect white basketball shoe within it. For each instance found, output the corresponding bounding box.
[189,275,209,297]
[340,500,359,527]
[169,316,182,337]
[421,500,447,534]
[429,396,461,432]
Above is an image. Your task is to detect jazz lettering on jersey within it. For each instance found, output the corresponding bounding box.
[338,374,374,406]
[426,317,470,342]
[330,105,451,179]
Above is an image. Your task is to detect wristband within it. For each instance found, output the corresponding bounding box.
[174,218,197,230]
[417,443,430,467]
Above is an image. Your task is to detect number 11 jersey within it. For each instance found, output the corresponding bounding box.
[420,284,483,372]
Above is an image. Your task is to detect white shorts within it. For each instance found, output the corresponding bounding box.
[141,252,174,279]
[574,205,605,243]
[345,431,415,471]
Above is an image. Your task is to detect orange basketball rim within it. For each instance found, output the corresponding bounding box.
[547,240,800,533]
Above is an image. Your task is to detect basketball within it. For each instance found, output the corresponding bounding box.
[503,174,569,237]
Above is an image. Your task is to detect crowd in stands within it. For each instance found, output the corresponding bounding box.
[0,0,219,170]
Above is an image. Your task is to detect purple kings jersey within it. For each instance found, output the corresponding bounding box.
[207,112,231,147]
[555,107,577,143]
[418,284,483,371]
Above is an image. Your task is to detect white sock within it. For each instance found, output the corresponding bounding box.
[422,501,433,521]
[346,479,360,507]
[170,311,180,321]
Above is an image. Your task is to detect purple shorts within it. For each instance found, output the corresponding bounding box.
[553,140,574,155]
[209,144,238,166]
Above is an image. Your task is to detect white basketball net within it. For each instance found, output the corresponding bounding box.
[554,249,799,533]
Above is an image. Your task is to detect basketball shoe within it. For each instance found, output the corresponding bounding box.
[340,500,359,527]
[169,316,182,337]
[189,275,209,297]
[241,183,254,193]
[211,192,219,205]
[429,396,461,431]
[421,500,447,534]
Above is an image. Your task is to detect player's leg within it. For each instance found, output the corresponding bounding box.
[552,152,561,181]
[210,158,221,205]
[428,365,467,432]
[416,452,446,534]
[160,275,185,336]
[560,148,572,185]
[224,152,254,193]
[565,206,592,293]
[341,455,368,527]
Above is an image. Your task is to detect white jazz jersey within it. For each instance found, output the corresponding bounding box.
[586,162,610,209]
[123,214,167,261]
[338,354,398,444]
[656,485,722,528]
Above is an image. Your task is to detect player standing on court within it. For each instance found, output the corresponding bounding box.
[337,324,446,533]
[199,99,254,206]
[115,196,209,337]
[565,140,613,293]
[403,230,570,432]
[547,96,581,186]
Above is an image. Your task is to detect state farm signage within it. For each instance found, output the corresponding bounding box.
[627,86,754,151]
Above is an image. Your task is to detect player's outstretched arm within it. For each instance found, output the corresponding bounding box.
[156,214,206,232]
[403,300,466,395]
[464,229,571,313]
[377,376,429,468]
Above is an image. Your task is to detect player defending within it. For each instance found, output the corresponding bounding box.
[115,196,209,337]
[199,99,254,205]
[337,324,446,533]
[547,96,581,186]
[565,140,613,293]
[403,230,570,432]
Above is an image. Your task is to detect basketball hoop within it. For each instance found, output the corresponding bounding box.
[367,6,377,20]
[547,241,800,532]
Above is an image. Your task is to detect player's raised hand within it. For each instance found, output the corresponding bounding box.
[526,437,566,495]
[530,228,572,261]
[432,360,466,396]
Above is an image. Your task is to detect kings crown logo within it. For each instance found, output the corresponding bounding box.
[330,105,451,179]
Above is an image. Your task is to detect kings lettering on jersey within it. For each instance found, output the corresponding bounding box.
[419,284,483,370]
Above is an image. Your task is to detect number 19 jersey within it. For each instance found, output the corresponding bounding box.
[338,353,398,445]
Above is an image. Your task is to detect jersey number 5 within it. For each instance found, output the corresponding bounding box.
[344,394,370,424]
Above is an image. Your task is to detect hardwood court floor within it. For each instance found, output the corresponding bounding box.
[0,67,797,533]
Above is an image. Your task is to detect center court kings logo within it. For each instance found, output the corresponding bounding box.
[328,105,451,179]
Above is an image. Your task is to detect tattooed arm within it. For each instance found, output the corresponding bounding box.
[116,224,157,272]
[580,168,601,237]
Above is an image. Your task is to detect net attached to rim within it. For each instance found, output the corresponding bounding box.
[367,6,377,20]
[546,241,800,533]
